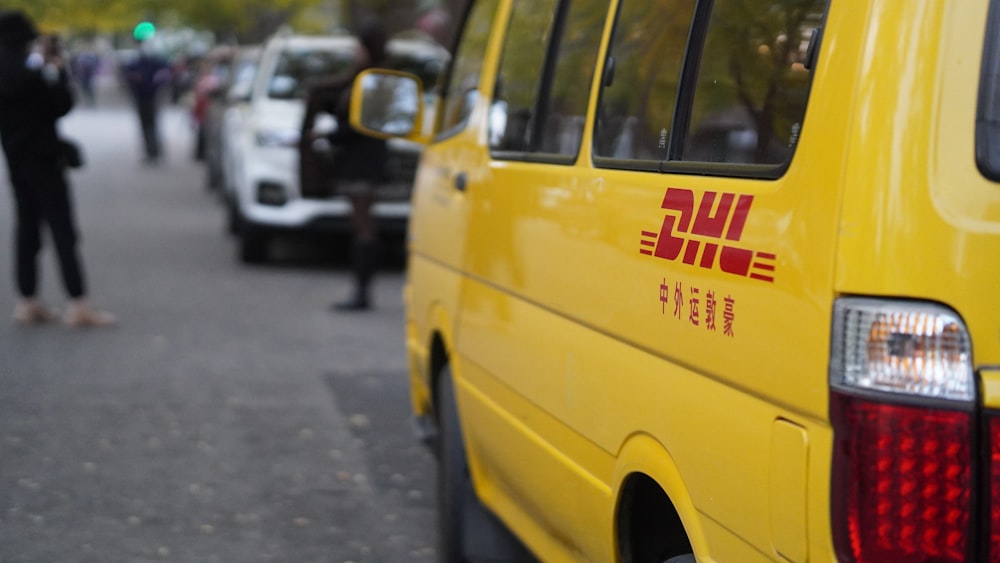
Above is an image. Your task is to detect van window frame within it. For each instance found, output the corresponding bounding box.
[591,0,828,180]
[977,0,1000,182]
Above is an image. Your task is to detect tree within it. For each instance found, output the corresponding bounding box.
[6,0,464,47]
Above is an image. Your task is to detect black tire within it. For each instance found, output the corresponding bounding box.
[238,222,268,264]
[436,366,533,563]
[206,163,222,192]
[226,199,241,236]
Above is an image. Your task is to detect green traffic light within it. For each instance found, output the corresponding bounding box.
[133,21,156,42]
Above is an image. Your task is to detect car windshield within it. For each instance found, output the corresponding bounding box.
[268,47,356,100]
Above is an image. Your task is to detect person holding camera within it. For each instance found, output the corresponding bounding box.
[0,10,115,327]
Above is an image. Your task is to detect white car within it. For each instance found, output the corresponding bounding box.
[220,30,449,263]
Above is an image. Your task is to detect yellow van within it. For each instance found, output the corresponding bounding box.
[352,0,1000,560]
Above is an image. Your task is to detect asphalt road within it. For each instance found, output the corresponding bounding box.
[0,95,438,562]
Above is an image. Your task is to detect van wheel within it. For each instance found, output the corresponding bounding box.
[436,366,533,563]
[239,223,268,264]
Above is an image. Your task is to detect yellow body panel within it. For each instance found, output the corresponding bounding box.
[835,0,1000,369]
[985,370,1000,408]
[399,0,1000,560]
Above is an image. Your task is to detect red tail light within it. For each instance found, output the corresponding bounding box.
[830,298,979,562]
[831,391,973,562]
[990,417,1000,562]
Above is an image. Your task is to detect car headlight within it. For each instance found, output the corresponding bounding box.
[254,128,300,148]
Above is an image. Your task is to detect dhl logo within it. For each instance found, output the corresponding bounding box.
[640,188,776,283]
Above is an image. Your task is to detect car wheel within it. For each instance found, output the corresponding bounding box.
[206,162,222,192]
[226,199,241,236]
[239,222,268,264]
[436,366,532,563]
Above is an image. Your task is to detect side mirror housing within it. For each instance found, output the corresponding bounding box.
[227,80,253,103]
[349,69,429,144]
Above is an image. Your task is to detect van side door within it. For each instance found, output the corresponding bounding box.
[453,0,616,557]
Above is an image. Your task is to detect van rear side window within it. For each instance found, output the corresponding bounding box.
[594,0,827,177]
[682,0,825,167]
[977,0,1000,180]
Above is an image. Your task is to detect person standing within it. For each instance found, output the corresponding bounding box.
[123,22,170,164]
[0,10,116,327]
[70,47,99,107]
[301,21,390,312]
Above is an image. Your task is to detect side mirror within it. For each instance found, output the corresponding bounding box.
[349,69,428,143]
[227,80,252,103]
[268,75,297,99]
[313,112,338,136]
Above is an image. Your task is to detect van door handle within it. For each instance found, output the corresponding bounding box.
[454,172,467,192]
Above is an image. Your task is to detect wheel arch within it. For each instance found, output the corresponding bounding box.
[428,331,449,419]
[423,300,459,424]
[613,433,710,563]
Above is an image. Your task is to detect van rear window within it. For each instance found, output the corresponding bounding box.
[977,0,1000,180]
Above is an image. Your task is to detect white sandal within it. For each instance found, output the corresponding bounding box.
[63,301,117,327]
[12,300,59,325]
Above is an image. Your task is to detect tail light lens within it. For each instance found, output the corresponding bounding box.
[831,299,974,402]
[832,393,972,562]
[830,298,976,562]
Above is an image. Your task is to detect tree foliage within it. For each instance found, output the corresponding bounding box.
[5,0,461,48]
[2,0,146,34]
[3,0,333,41]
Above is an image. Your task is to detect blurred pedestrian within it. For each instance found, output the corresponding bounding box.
[301,20,390,312]
[123,22,170,164]
[0,9,116,326]
[70,46,99,107]
[416,2,452,47]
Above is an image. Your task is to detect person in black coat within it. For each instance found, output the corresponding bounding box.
[0,10,115,326]
[123,26,171,164]
[301,21,390,312]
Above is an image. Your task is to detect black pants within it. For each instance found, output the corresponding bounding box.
[9,161,85,299]
[136,98,161,159]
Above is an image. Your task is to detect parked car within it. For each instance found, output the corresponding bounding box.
[221,30,449,263]
[201,45,261,192]
[191,46,234,163]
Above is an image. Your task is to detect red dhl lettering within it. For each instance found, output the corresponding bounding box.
[658,278,738,337]
[640,188,776,283]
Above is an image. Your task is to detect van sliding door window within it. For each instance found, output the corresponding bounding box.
[437,0,500,139]
[592,0,696,169]
[680,0,827,170]
[489,0,558,152]
[489,0,609,162]
[977,0,1000,181]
